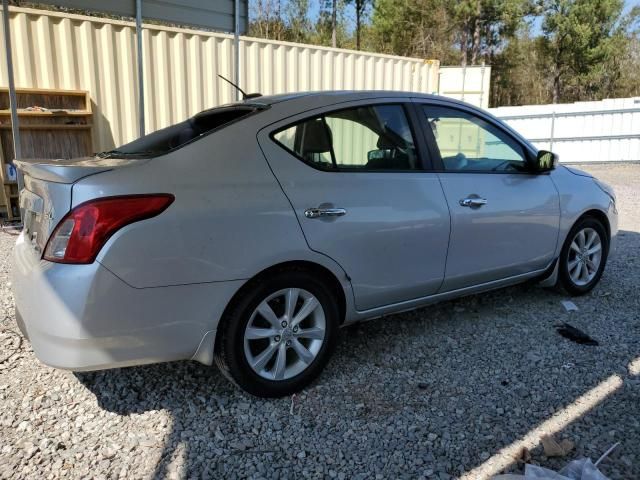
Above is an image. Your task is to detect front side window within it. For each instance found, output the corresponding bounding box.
[273,104,418,171]
[422,105,526,172]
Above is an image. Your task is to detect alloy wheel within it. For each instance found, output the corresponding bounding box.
[567,227,602,286]
[243,288,326,381]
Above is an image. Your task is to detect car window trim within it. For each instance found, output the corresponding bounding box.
[412,100,539,175]
[320,116,339,169]
[405,102,440,172]
[269,102,429,173]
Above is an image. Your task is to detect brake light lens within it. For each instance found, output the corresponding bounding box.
[43,194,174,264]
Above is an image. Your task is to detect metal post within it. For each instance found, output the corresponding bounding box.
[458,64,466,153]
[2,0,23,191]
[234,0,240,101]
[460,64,466,103]
[550,111,556,151]
[136,0,145,136]
[425,61,430,93]
[479,62,486,108]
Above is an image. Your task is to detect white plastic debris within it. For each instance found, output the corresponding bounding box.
[289,393,296,415]
[526,460,602,479]
[492,443,620,480]
[561,300,579,312]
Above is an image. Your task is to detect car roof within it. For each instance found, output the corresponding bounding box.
[240,90,537,155]
[244,90,444,107]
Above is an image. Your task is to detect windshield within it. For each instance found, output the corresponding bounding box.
[99,105,266,158]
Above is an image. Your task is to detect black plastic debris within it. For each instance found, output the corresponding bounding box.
[556,323,599,346]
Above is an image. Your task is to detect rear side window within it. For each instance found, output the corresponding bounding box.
[100,105,264,158]
[272,104,418,171]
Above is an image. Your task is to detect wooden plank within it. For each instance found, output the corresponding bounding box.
[0,87,88,96]
[0,124,92,130]
[85,91,92,114]
[0,110,92,116]
[0,140,17,221]
[0,88,91,111]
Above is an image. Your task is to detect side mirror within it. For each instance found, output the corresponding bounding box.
[532,150,558,172]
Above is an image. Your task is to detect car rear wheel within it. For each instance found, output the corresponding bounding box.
[557,217,609,296]
[215,270,339,397]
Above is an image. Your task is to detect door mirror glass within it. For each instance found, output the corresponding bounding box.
[533,150,558,172]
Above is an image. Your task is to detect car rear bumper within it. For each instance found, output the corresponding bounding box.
[11,232,243,371]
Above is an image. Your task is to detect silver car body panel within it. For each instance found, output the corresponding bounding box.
[11,91,618,370]
[436,172,560,291]
[72,124,331,288]
[20,174,73,255]
[351,265,550,321]
[15,156,146,184]
[256,98,451,310]
[12,232,244,370]
[549,165,618,258]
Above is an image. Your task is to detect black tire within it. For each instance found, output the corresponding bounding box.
[214,269,339,398]
[557,216,609,296]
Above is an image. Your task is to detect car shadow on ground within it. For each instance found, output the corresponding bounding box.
[75,229,640,479]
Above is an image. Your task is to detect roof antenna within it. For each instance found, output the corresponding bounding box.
[217,74,261,100]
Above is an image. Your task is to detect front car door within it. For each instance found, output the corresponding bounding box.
[257,100,451,311]
[414,100,560,292]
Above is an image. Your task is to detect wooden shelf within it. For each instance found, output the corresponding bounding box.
[0,87,88,96]
[0,109,91,116]
[0,124,92,130]
[0,87,94,221]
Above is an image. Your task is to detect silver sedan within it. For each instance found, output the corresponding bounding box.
[12,91,618,397]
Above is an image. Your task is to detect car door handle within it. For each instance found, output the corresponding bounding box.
[459,197,488,207]
[304,207,347,219]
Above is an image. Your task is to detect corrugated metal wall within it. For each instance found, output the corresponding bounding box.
[490,97,640,162]
[0,6,440,152]
[437,65,491,109]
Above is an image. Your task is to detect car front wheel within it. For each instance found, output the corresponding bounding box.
[557,216,609,296]
[215,270,339,397]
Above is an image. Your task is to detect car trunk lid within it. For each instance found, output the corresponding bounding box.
[14,156,143,184]
[15,156,147,254]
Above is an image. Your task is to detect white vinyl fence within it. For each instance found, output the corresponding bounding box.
[490,97,640,163]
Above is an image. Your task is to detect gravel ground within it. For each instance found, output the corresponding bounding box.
[1,163,639,480]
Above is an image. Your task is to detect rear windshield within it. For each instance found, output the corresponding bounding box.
[99,104,266,158]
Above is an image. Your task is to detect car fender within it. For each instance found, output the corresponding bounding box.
[549,166,618,258]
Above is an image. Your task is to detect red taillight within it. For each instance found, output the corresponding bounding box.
[43,194,174,264]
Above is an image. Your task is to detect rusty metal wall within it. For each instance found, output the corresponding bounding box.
[0,6,440,152]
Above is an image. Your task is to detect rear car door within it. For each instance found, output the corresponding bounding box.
[257,100,451,311]
[415,100,560,292]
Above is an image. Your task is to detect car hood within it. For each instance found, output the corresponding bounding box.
[563,165,593,178]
